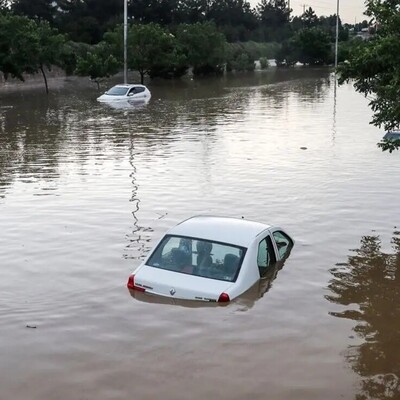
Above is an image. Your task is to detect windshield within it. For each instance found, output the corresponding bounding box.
[147,235,246,282]
[106,86,128,96]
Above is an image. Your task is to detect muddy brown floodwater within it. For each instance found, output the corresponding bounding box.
[1,68,399,400]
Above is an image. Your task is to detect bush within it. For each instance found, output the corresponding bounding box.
[226,43,255,71]
[259,57,269,69]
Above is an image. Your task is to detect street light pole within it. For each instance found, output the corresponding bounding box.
[124,0,128,84]
[334,0,340,71]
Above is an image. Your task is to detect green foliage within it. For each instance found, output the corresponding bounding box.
[12,0,55,22]
[207,0,258,42]
[33,21,67,70]
[176,22,227,76]
[294,27,332,65]
[56,0,122,44]
[378,138,400,153]
[0,0,10,13]
[338,0,400,142]
[257,0,291,41]
[275,38,297,67]
[237,41,279,59]
[105,22,188,83]
[0,14,38,80]
[337,37,364,63]
[259,57,269,69]
[301,7,318,28]
[75,42,119,88]
[0,15,68,92]
[59,41,92,76]
[226,43,255,71]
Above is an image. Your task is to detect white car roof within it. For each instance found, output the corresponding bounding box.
[168,216,272,248]
[113,84,146,89]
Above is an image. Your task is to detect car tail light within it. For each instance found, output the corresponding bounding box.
[218,292,230,303]
[127,275,145,292]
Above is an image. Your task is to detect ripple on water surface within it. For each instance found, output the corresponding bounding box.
[0,70,400,400]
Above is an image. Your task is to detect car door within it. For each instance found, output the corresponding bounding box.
[256,234,277,277]
[271,230,294,260]
[135,86,146,98]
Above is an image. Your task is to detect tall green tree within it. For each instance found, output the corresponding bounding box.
[0,0,10,13]
[207,0,258,42]
[0,14,38,80]
[75,42,119,89]
[176,22,227,76]
[301,7,318,28]
[56,0,122,43]
[294,27,331,65]
[174,0,211,24]
[0,15,69,93]
[105,23,187,83]
[339,0,400,151]
[31,21,68,93]
[256,0,291,41]
[12,0,56,23]
[129,0,181,25]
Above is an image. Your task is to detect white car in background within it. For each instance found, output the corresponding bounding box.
[97,84,151,103]
[127,216,294,303]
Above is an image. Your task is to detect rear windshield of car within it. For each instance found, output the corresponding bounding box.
[146,235,246,282]
[106,87,128,96]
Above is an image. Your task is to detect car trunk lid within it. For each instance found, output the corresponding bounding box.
[134,266,233,302]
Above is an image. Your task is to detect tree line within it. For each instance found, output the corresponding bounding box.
[2,0,351,44]
[0,0,362,92]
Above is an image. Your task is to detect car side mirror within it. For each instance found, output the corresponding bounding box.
[128,92,134,96]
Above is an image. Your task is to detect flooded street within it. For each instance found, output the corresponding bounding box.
[1,68,399,400]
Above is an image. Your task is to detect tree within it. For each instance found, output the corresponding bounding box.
[31,21,68,94]
[294,27,331,65]
[0,14,39,80]
[275,37,298,67]
[226,43,255,71]
[129,0,181,26]
[105,23,187,83]
[301,7,318,28]
[338,0,400,151]
[0,0,10,13]
[207,0,258,42]
[176,22,227,76]
[56,0,122,44]
[0,15,69,93]
[256,0,291,41]
[12,0,56,23]
[175,0,211,24]
[75,42,119,89]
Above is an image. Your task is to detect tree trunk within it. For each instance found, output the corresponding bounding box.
[140,71,144,84]
[40,65,49,95]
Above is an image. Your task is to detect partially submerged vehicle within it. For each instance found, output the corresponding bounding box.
[127,216,294,303]
[97,84,151,103]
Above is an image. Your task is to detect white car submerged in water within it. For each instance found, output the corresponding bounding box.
[127,216,294,303]
[97,84,151,103]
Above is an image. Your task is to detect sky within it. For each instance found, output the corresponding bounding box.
[250,0,368,24]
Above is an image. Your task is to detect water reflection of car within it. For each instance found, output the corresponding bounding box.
[127,216,294,303]
[97,84,151,103]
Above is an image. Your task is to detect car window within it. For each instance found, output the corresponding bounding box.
[135,87,145,93]
[257,235,276,276]
[272,231,293,259]
[147,235,246,282]
[106,86,129,96]
[129,87,145,95]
